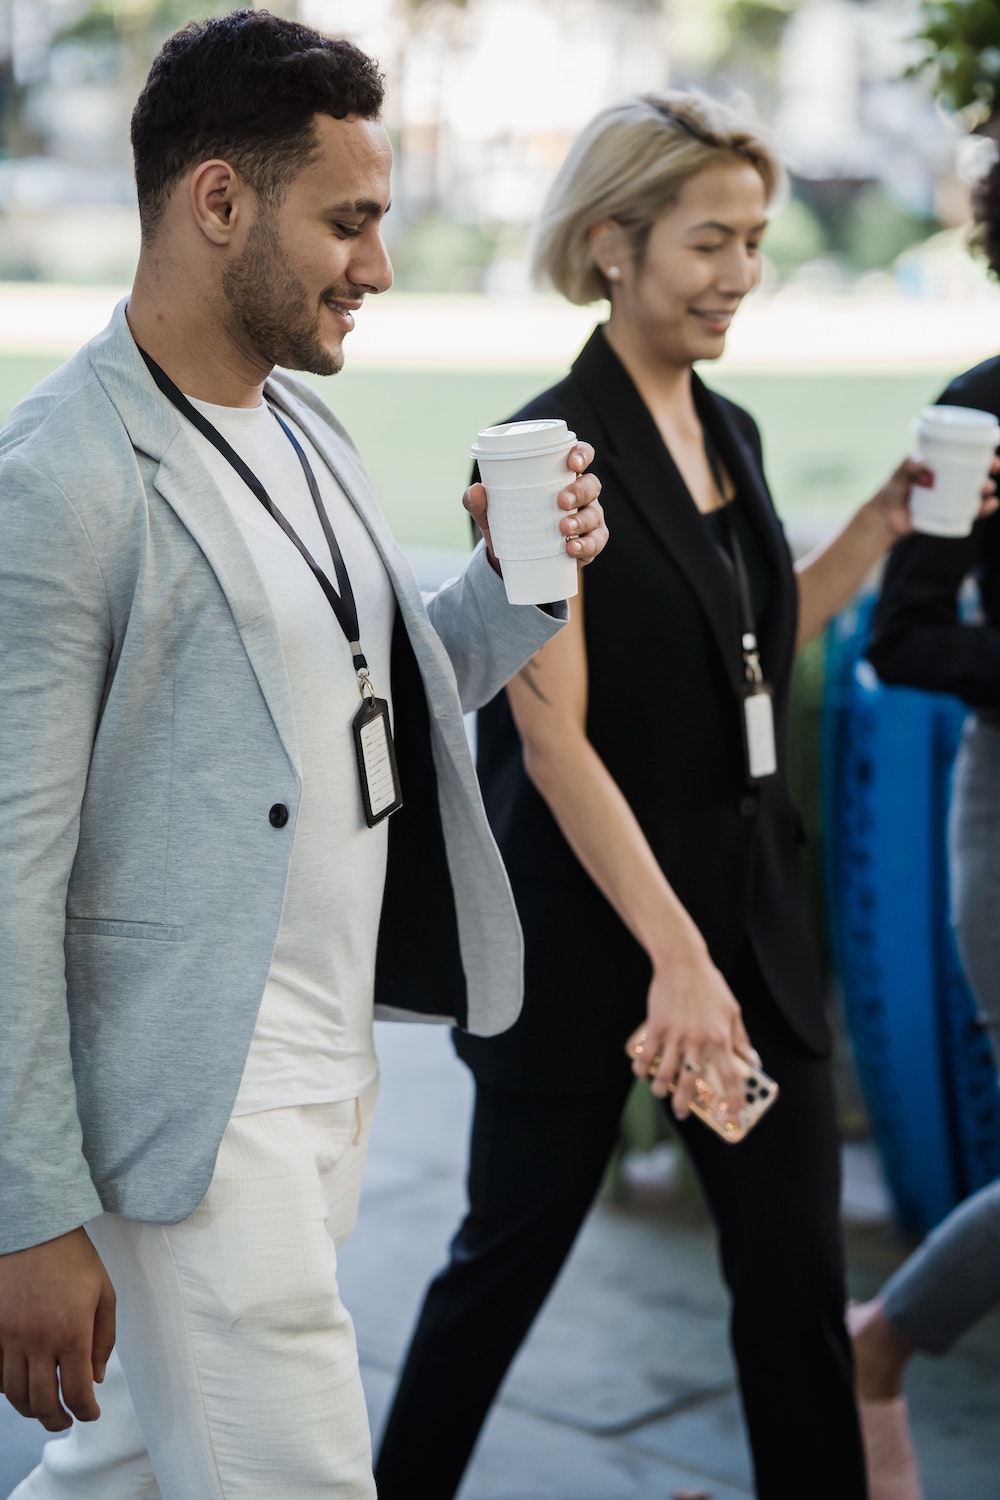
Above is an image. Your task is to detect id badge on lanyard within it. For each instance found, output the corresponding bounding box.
[705,434,777,784]
[740,669,777,782]
[353,683,403,826]
[138,345,403,827]
[734,572,777,784]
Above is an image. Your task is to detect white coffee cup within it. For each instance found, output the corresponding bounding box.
[910,405,1000,537]
[471,419,580,605]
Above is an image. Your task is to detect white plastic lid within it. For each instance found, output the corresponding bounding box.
[471,418,576,460]
[915,404,1000,445]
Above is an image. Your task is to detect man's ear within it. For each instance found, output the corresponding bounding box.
[188,159,248,246]
[587,219,628,281]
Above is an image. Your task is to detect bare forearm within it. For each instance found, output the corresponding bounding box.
[794,498,894,649]
[503,597,751,1116]
[519,717,752,1114]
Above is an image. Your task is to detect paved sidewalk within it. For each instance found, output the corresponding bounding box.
[2,1022,998,1498]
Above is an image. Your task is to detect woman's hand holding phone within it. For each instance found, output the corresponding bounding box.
[625,940,768,1136]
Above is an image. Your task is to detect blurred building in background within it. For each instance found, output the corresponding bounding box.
[0,0,990,293]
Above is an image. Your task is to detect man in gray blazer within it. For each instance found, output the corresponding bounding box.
[0,11,606,1497]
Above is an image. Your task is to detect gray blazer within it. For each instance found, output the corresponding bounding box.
[0,302,566,1254]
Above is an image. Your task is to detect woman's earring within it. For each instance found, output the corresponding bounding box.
[606,265,621,280]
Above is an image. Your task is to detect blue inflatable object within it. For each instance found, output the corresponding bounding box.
[823,598,1000,1235]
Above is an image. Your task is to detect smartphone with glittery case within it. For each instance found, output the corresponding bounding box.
[625,1028,779,1144]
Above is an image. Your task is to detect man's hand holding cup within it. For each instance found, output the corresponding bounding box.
[464,426,607,600]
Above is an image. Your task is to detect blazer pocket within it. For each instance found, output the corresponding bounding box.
[65,918,185,941]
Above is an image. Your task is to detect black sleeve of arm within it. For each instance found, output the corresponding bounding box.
[867,528,1000,707]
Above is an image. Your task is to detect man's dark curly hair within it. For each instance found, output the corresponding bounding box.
[970,147,1000,280]
[131,8,385,240]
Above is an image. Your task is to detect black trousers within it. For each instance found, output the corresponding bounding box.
[375,948,867,1499]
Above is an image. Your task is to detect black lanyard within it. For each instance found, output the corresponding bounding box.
[138,346,404,825]
[703,432,764,686]
[138,346,370,682]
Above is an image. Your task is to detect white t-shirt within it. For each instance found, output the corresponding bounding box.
[185,396,396,1114]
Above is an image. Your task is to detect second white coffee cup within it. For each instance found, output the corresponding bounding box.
[911,404,1000,538]
[471,419,580,605]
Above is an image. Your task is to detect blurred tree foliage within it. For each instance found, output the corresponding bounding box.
[838,183,938,273]
[716,0,798,87]
[761,194,828,274]
[389,215,499,292]
[53,0,235,51]
[0,0,957,289]
[907,0,1000,127]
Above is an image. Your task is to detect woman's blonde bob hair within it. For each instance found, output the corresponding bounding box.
[534,91,784,306]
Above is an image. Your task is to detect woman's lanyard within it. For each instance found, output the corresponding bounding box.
[703,432,777,782]
[138,346,402,826]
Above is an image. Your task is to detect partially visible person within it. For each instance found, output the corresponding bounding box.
[374,91,948,1500]
[847,1177,1000,1500]
[0,11,607,1499]
[859,140,1000,1500]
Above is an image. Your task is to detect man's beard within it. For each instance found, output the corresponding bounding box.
[221,209,343,376]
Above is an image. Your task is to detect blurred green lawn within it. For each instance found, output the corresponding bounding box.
[1,353,965,551]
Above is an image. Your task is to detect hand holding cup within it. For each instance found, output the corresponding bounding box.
[905,404,1000,537]
[464,422,607,604]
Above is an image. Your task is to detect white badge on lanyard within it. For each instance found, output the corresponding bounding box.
[738,626,777,783]
[702,430,777,784]
[741,679,777,781]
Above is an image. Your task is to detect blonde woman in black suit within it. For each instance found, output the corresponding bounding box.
[376,93,931,1500]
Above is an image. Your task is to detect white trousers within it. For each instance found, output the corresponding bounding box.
[10,1086,378,1500]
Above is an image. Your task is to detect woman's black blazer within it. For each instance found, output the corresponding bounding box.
[457,325,828,1090]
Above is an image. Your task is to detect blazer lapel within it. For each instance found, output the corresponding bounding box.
[695,376,797,687]
[265,376,463,701]
[572,328,797,695]
[91,305,301,771]
[573,331,747,695]
[265,379,406,583]
[158,439,303,763]
[91,301,455,762]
